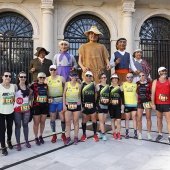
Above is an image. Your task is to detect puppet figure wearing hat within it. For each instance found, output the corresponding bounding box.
[29,47,52,82]
[53,40,78,81]
[78,26,111,84]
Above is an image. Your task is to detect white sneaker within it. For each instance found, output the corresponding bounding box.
[147,133,152,140]
[138,133,142,140]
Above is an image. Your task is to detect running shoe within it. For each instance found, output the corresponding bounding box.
[117,132,122,140]
[25,141,31,148]
[64,137,72,145]
[102,134,107,141]
[2,147,8,156]
[125,133,129,139]
[93,134,99,142]
[61,133,66,142]
[35,137,41,146]
[16,143,21,151]
[113,132,117,139]
[39,136,45,144]
[97,132,103,139]
[51,134,57,143]
[156,134,163,142]
[147,133,152,140]
[80,134,87,142]
[138,133,142,140]
[7,141,13,149]
[168,137,170,144]
[74,137,79,145]
[134,133,138,139]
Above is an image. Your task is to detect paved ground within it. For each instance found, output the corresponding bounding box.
[0,114,170,170]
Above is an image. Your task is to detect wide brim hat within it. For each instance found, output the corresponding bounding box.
[34,47,50,56]
[84,26,103,36]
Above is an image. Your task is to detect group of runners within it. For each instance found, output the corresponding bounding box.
[1,64,170,157]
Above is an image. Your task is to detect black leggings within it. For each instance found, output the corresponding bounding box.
[0,113,14,148]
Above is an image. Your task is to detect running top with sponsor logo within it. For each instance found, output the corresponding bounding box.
[14,84,30,113]
[81,81,95,104]
[97,84,110,105]
[30,83,48,107]
[109,85,124,106]
[123,82,137,107]
[66,82,80,104]
[155,79,170,104]
[136,81,152,103]
[0,84,15,114]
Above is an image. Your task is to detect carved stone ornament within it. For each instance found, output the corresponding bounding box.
[122,0,135,13]
[73,0,103,7]
[41,0,54,9]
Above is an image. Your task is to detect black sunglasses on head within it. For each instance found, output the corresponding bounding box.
[70,74,77,77]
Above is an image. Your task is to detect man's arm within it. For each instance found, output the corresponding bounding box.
[151,79,157,110]
[129,54,138,73]
[29,59,35,73]
[71,56,78,69]
[78,54,89,72]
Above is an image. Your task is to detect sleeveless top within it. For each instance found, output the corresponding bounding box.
[0,84,15,114]
[109,85,123,106]
[14,84,30,113]
[123,82,137,107]
[114,51,130,70]
[136,81,152,103]
[97,84,110,105]
[155,79,170,104]
[81,81,95,104]
[47,76,63,97]
[66,82,80,104]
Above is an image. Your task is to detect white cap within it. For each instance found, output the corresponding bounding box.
[110,74,119,79]
[85,71,93,76]
[158,66,167,72]
[49,65,57,69]
[58,40,69,46]
[134,49,142,53]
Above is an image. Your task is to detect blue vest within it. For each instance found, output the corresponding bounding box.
[114,51,130,70]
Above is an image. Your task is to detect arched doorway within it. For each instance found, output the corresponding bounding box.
[140,17,170,79]
[0,11,33,82]
[64,14,111,79]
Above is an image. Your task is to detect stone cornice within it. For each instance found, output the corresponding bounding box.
[122,0,135,13]
[41,0,54,9]
[0,0,23,3]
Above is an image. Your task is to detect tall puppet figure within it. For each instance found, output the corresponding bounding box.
[78,26,110,84]
[110,38,139,84]
[53,40,78,81]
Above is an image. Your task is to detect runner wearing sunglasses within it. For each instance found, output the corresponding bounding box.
[80,71,99,142]
[136,72,152,140]
[30,72,48,146]
[45,65,66,143]
[122,73,137,139]
[0,70,15,156]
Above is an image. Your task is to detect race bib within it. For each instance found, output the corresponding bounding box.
[158,94,168,102]
[85,102,93,109]
[3,96,14,105]
[100,97,109,105]
[143,101,152,109]
[68,102,77,110]
[21,103,30,112]
[110,99,119,105]
[36,95,47,103]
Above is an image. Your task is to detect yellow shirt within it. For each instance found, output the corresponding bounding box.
[66,82,80,103]
[0,84,15,114]
[123,82,137,107]
[47,76,63,97]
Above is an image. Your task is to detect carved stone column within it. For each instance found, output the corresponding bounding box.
[122,0,135,54]
[41,0,54,60]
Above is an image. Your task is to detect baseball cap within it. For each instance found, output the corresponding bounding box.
[49,65,57,69]
[110,74,119,79]
[158,67,167,72]
[85,71,93,76]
